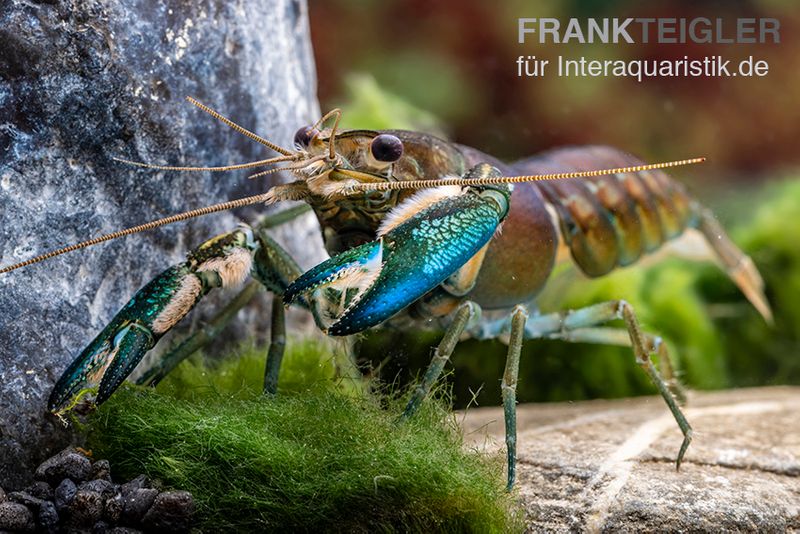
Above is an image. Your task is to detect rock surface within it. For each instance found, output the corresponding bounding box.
[0,0,322,488]
[461,386,800,533]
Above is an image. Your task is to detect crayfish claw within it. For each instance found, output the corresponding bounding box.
[287,175,511,336]
[96,323,155,405]
[48,319,157,414]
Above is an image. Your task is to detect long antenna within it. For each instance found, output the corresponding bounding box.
[112,153,298,173]
[248,154,326,180]
[0,103,335,275]
[343,157,706,191]
[0,191,275,274]
[185,96,293,156]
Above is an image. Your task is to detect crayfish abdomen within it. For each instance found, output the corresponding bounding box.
[468,145,768,320]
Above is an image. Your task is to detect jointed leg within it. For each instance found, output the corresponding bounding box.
[50,227,262,412]
[400,301,478,421]
[525,300,692,468]
[136,280,263,387]
[263,295,286,395]
[397,302,530,491]
[502,306,527,490]
[619,302,692,467]
[136,207,313,388]
[552,326,686,405]
[50,208,323,413]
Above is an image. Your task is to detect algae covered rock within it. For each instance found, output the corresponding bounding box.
[0,0,321,488]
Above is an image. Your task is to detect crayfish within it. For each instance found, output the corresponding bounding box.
[1,97,771,490]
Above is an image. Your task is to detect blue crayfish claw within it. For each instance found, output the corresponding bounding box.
[284,173,510,336]
[48,265,205,414]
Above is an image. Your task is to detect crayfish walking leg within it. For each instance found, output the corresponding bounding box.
[502,305,528,490]
[552,326,686,405]
[399,302,529,491]
[400,301,478,421]
[525,300,693,468]
[136,207,312,390]
[263,295,286,395]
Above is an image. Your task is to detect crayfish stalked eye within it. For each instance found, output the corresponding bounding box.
[293,126,319,149]
[370,134,403,163]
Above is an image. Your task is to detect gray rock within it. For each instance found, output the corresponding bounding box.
[35,448,92,485]
[23,481,53,501]
[79,480,115,500]
[140,491,194,533]
[0,486,5,503]
[0,501,35,532]
[118,475,148,497]
[7,490,42,509]
[0,0,322,488]
[108,527,143,534]
[121,488,158,525]
[54,478,77,512]
[103,492,123,524]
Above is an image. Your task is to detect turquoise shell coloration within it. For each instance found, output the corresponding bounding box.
[48,265,197,411]
[283,241,383,305]
[328,192,506,335]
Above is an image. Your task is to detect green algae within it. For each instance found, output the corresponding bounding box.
[87,341,523,533]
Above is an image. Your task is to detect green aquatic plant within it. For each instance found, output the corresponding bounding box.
[88,342,523,533]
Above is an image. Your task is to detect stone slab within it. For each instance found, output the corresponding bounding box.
[461,387,800,532]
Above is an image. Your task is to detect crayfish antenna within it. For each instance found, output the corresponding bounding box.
[110,96,303,170]
[0,99,316,275]
[248,154,327,180]
[112,154,299,173]
[185,96,293,155]
[344,158,707,192]
[0,192,275,275]
[314,108,342,161]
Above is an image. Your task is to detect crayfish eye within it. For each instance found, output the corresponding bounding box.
[293,126,319,149]
[370,134,403,163]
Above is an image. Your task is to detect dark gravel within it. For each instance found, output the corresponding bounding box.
[0,448,195,532]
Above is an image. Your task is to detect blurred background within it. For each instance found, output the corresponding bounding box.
[305,0,800,407]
